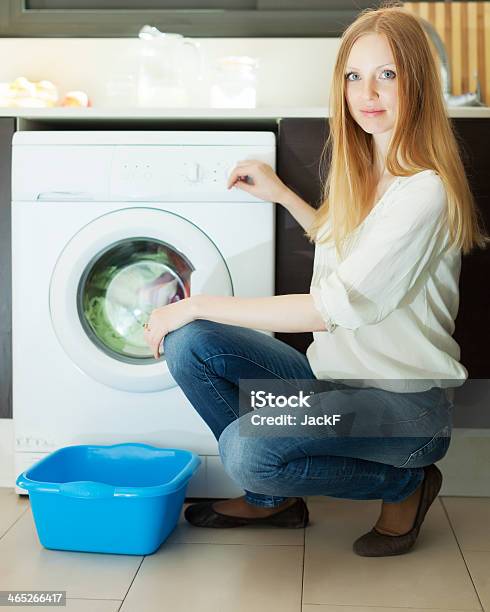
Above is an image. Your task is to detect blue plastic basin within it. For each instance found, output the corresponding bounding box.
[16,443,201,555]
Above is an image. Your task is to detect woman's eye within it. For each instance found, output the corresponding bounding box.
[345,70,396,81]
[382,69,396,79]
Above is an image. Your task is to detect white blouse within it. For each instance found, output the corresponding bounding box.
[307,169,468,393]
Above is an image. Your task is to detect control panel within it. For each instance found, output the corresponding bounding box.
[12,131,276,203]
[109,146,273,201]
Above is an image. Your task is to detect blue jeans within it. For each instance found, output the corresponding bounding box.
[163,320,453,508]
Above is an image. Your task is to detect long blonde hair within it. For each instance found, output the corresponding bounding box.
[306,1,489,258]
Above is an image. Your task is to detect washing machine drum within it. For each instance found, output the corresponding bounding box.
[80,237,192,360]
[49,207,233,392]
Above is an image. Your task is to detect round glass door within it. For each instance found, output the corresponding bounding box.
[78,237,194,363]
[49,206,233,392]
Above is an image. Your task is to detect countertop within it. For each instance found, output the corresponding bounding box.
[2,106,490,119]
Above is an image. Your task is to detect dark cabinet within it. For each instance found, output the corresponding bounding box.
[276,117,490,428]
[275,118,328,355]
[450,120,490,380]
[0,119,15,419]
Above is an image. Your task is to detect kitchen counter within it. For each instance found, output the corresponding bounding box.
[1,106,490,119]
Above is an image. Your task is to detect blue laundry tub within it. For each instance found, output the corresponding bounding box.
[16,443,201,555]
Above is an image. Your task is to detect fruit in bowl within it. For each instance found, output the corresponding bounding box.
[60,90,91,107]
[0,77,59,108]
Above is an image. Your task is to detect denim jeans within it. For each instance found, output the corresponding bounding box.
[163,319,453,508]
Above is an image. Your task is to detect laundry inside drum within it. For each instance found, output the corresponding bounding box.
[79,238,194,361]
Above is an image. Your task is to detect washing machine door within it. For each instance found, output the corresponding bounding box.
[49,207,233,392]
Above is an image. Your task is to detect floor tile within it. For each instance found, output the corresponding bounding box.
[166,502,306,546]
[442,497,490,551]
[0,508,142,600]
[0,488,29,538]
[2,491,488,611]
[463,551,490,611]
[0,599,121,612]
[303,607,481,612]
[121,542,304,612]
[302,497,482,610]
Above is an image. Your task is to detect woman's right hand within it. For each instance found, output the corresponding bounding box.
[227,159,291,204]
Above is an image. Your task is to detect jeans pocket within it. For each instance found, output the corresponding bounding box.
[394,424,452,468]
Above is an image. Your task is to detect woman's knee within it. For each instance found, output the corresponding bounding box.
[218,419,276,488]
[164,319,222,374]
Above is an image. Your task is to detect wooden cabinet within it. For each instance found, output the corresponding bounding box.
[276,117,490,428]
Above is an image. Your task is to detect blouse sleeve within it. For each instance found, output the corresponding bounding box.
[311,174,450,332]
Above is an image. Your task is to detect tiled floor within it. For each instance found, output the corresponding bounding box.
[0,488,489,612]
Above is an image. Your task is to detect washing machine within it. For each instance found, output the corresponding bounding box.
[11,130,276,497]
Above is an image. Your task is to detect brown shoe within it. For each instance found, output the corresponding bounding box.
[352,463,443,557]
[184,497,309,529]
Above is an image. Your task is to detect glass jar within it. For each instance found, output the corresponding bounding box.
[210,56,259,108]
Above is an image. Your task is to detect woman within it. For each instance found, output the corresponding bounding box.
[142,4,488,557]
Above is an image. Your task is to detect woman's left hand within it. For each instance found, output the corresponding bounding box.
[143,297,197,359]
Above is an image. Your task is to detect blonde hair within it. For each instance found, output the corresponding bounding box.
[306,1,490,258]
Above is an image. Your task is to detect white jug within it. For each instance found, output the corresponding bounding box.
[137,25,204,108]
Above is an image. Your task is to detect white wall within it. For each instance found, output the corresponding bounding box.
[0,37,341,108]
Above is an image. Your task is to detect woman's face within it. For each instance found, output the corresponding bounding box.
[344,33,398,135]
